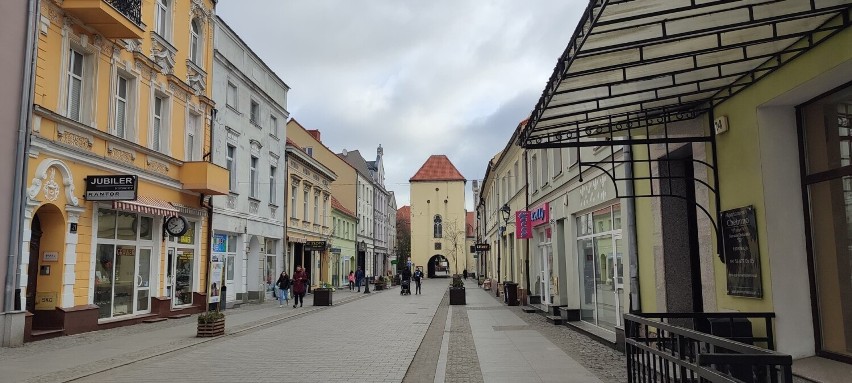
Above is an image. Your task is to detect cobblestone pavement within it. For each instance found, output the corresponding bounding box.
[73,281,445,383]
[445,305,484,383]
[402,292,448,383]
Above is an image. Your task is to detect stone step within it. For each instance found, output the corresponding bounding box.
[545,315,563,325]
[142,317,168,323]
[521,306,538,313]
[168,313,191,319]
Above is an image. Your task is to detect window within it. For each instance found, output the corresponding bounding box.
[155,0,169,37]
[226,145,236,191]
[226,82,237,110]
[290,184,298,217]
[186,113,199,161]
[269,166,277,204]
[530,155,538,191]
[305,147,313,157]
[540,149,549,185]
[433,215,443,238]
[434,242,442,250]
[189,19,200,64]
[249,156,258,198]
[66,49,84,121]
[313,194,319,224]
[554,148,563,176]
[114,76,128,139]
[270,115,278,137]
[186,133,194,161]
[322,197,327,226]
[303,190,309,220]
[513,161,519,194]
[152,96,164,151]
[250,100,259,125]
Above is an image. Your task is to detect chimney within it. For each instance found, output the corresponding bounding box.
[307,129,321,142]
[342,149,348,156]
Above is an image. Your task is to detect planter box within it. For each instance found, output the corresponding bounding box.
[449,287,466,305]
[197,318,225,337]
[313,289,333,306]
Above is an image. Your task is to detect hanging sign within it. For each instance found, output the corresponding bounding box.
[722,205,763,298]
[305,241,326,251]
[516,211,532,239]
[474,243,491,252]
[85,175,137,201]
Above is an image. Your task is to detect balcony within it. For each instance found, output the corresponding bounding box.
[625,312,792,383]
[61,0,144,39]
[182,162,229,195]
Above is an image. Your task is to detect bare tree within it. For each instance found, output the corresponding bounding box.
[443,220,467,276]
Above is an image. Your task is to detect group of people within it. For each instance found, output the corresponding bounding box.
[274,266,308,308]
[274,265,428,307]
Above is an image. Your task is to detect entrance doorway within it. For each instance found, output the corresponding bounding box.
[428,255,449,278]
[25,215,42,314]
[537,232,552,305]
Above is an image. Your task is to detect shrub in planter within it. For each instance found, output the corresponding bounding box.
[449,275,466,305]
[197,311,225,337]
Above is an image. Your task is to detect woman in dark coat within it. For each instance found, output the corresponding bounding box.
[291,266,308,308]
[275,271,290,307]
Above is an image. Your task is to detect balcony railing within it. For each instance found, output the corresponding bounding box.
[105,0,142,26]
[625,312,793,383]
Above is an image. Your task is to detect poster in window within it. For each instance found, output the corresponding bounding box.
[722,205,763,298]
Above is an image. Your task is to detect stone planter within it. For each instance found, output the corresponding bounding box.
[449,287,466,305]
[313,288,333,306]
[197,318,225,337]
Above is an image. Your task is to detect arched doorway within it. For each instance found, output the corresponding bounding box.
[27,204,65,331]
[428,254,449,278]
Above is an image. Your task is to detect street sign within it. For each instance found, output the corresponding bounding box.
[85,175,137,201]
[474,243,491,251]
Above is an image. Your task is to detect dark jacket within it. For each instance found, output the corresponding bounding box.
[413,270,423,281]
[292,270,308,294]
[401,268,412,281]
[355,269,365,281]
[276,274,290,290]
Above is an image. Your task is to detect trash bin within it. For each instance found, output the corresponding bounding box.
[504,281,519,306]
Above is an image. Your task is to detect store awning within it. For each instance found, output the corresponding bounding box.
[521,0,852,148]
[113,196,179,217]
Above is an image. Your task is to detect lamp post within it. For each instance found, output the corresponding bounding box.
[497,204,511,297]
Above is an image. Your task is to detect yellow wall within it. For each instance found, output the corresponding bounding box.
[410,180,467,273]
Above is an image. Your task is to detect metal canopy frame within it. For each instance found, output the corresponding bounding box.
[519,1,852,260]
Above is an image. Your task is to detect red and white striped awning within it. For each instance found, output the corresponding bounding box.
[112,196,179,217]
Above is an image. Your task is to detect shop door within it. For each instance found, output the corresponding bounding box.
[166,248,175,300]
[539,242,551,305]
[225,254,236,303]
[172,248,194,308]
[135,248,152,313]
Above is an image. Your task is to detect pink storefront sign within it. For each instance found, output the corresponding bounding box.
[530,202,550,227]
[515,211,532,239]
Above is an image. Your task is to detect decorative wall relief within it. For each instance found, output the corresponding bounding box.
[43,168,60,202]
[146,159,170,175]
[107,143,136,164]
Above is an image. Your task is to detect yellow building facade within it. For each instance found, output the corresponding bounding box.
[21,0,226,340]
[409,155,466,278]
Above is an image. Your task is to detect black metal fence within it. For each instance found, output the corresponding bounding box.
[105,0,142,26]
[625,313,793,383]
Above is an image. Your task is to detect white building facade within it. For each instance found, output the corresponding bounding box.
[211,17,288,305]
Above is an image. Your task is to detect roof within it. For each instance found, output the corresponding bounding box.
[337,150,373,178]
[409,155,466,182]
[397,205,410,222]
[521,0,852,147]
[331,196,356,219]
[466,211,475,237]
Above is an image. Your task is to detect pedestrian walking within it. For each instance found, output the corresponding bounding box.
[355,266,365,292]
[463,269,468,280]
[348,271,355,291]
[413,267,423,295]
[292,266,308,308]
[275,271,290,307]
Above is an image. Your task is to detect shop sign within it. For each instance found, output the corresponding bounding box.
[722,205,763,298]
[209,254,223,304]
[42,251,59,262]
[474,243,491,251]
[305,240,326,251]
[331,247,341,254]
[85,175,137,201]
[530,202,550,227]
[35,292,57,310]
[212,234,227,253]
[516,211,532,239]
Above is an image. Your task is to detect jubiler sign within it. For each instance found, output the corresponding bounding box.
[85,175,138,201]
[721,205,763,298]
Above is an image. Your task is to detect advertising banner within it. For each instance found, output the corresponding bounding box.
[516,211,532,239]
[209,254,224,304]
[722,205,763,298]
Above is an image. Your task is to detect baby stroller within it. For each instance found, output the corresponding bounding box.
[400,278,411,295]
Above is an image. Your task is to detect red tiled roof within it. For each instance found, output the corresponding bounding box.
[331,196,355,218]
[397,205,410,222]
[466,211,475,237]
[409,155,465,182]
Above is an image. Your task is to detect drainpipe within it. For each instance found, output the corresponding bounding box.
[5,0,39,312]
[524,150,531,296]
[203,108,217,311]
[624,144,641,313]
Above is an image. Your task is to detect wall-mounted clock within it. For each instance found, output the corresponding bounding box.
[165,215,189,237]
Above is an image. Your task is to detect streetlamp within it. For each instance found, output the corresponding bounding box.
[497,204,511,297]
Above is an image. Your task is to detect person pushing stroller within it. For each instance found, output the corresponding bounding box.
[400,266,412,295]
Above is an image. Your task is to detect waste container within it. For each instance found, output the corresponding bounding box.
[504,281,519,306]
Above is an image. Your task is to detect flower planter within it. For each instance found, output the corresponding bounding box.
[197,318,225,337]
[449,287,466,305]
[313,288,333,306]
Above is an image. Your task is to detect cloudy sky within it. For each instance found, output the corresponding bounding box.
[216,1,583,210]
